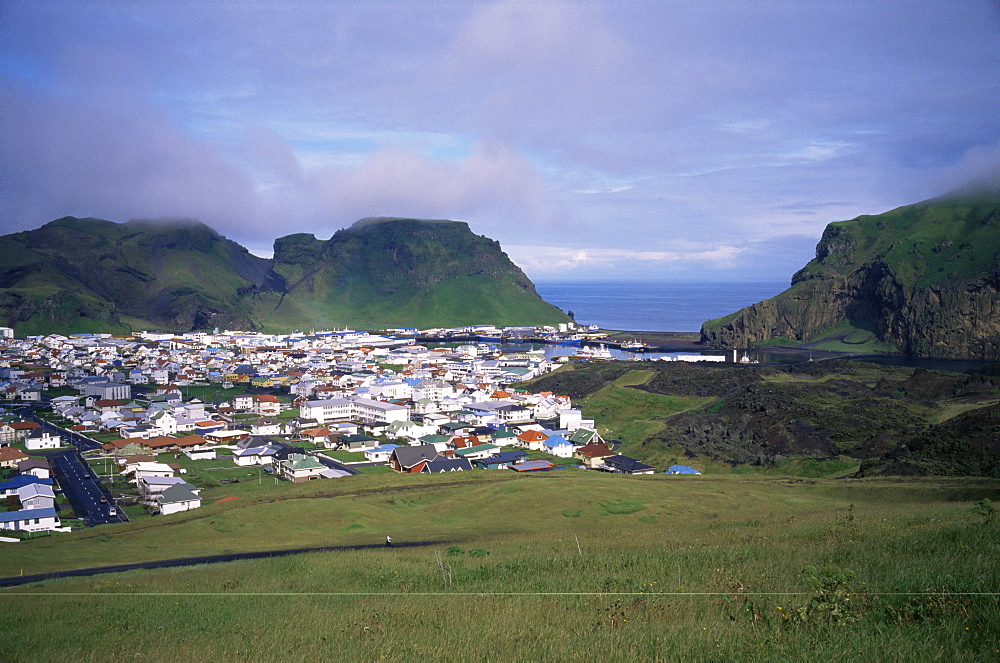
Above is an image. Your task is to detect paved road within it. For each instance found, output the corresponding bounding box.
[42,449,126,527]
[0,540,450,588]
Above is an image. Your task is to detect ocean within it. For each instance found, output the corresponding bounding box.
[533,281,789,332]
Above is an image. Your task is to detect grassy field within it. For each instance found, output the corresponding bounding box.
[579,369,710,452]
[1,471,998,661]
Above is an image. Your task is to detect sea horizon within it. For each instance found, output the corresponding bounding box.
[533,280,789,333]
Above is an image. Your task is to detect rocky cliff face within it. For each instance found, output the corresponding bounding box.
[701,188,1000,359]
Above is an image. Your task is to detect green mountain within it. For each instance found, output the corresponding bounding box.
[0,216,569,334]
[256,217,567,331]
[0,217,273,335]
[701,187,1000,359]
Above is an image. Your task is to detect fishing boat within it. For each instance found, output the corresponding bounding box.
[620,339,647,351]
[573,344,615,361]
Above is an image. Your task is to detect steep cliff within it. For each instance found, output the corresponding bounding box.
[701,187,1000,358]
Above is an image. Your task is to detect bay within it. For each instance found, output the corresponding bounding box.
[533,280,789,332]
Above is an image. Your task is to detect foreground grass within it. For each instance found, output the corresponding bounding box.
[2,473,998,661]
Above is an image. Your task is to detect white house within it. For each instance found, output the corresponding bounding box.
[183,447,217,461]
[24,428,61,450]
[233,445,280,467]
[155,482,202,515]
[364,444,399,463]
[541,434,576,458]
[148,410,178,435]
[300,398,353,424]
[0,507,64,532]
[300,396,410,426]
[253,395,282,416]
[559,409,583,431]
[139,475,190,499]
[126,461,176,483]
[232,394,254,410]
[16,482,56,510]
[250,417,284,436]
[463,400,533,426]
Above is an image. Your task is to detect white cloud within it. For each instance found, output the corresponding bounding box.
[506,243,746,276]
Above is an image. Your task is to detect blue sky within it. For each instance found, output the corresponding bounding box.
[1,1,997,282]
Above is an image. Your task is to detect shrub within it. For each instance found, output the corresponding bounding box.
[972,498,995,525]
[793,565,858,625]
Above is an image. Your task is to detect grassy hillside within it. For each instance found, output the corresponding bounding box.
[806,188,1000,289]
[2,471,998,661]
[701,187,1000,359]
[0,217,270,333]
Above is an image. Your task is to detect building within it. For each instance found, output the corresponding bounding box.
[25,428,61,450]
[602,455,656,475]
[0,507,63,533]
[80,381,131,401]
[279,453,329,482]
[300,396,410,426]
[155,482,202,515]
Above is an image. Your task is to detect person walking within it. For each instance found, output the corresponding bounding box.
[385,535,392,548]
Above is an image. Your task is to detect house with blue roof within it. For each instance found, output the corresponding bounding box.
[364,444,399,463]
[0,507,64,533]
[474,450,527,469]
[542,434,575,458]
[0,475,54,498]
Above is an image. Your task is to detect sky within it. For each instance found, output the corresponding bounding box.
[1,1,997,283]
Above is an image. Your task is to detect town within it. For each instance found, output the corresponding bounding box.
[0,325,700,537]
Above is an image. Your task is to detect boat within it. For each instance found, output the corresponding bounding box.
[546,334,584,346]
[620,339,647,351]
[573,344,615,361]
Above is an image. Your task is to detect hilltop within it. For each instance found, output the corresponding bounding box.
[700,187,1000,359]
[0,216,569,334]
[259,217,567,330]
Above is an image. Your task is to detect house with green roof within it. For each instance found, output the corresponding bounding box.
[569,428,605,446]
[279,453,329,483]
[451,443,499,460]
[489,429,520,446]
[155,482,202,515]
[418,434,451,451]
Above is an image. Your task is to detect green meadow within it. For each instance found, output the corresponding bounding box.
[2,471,998,661]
